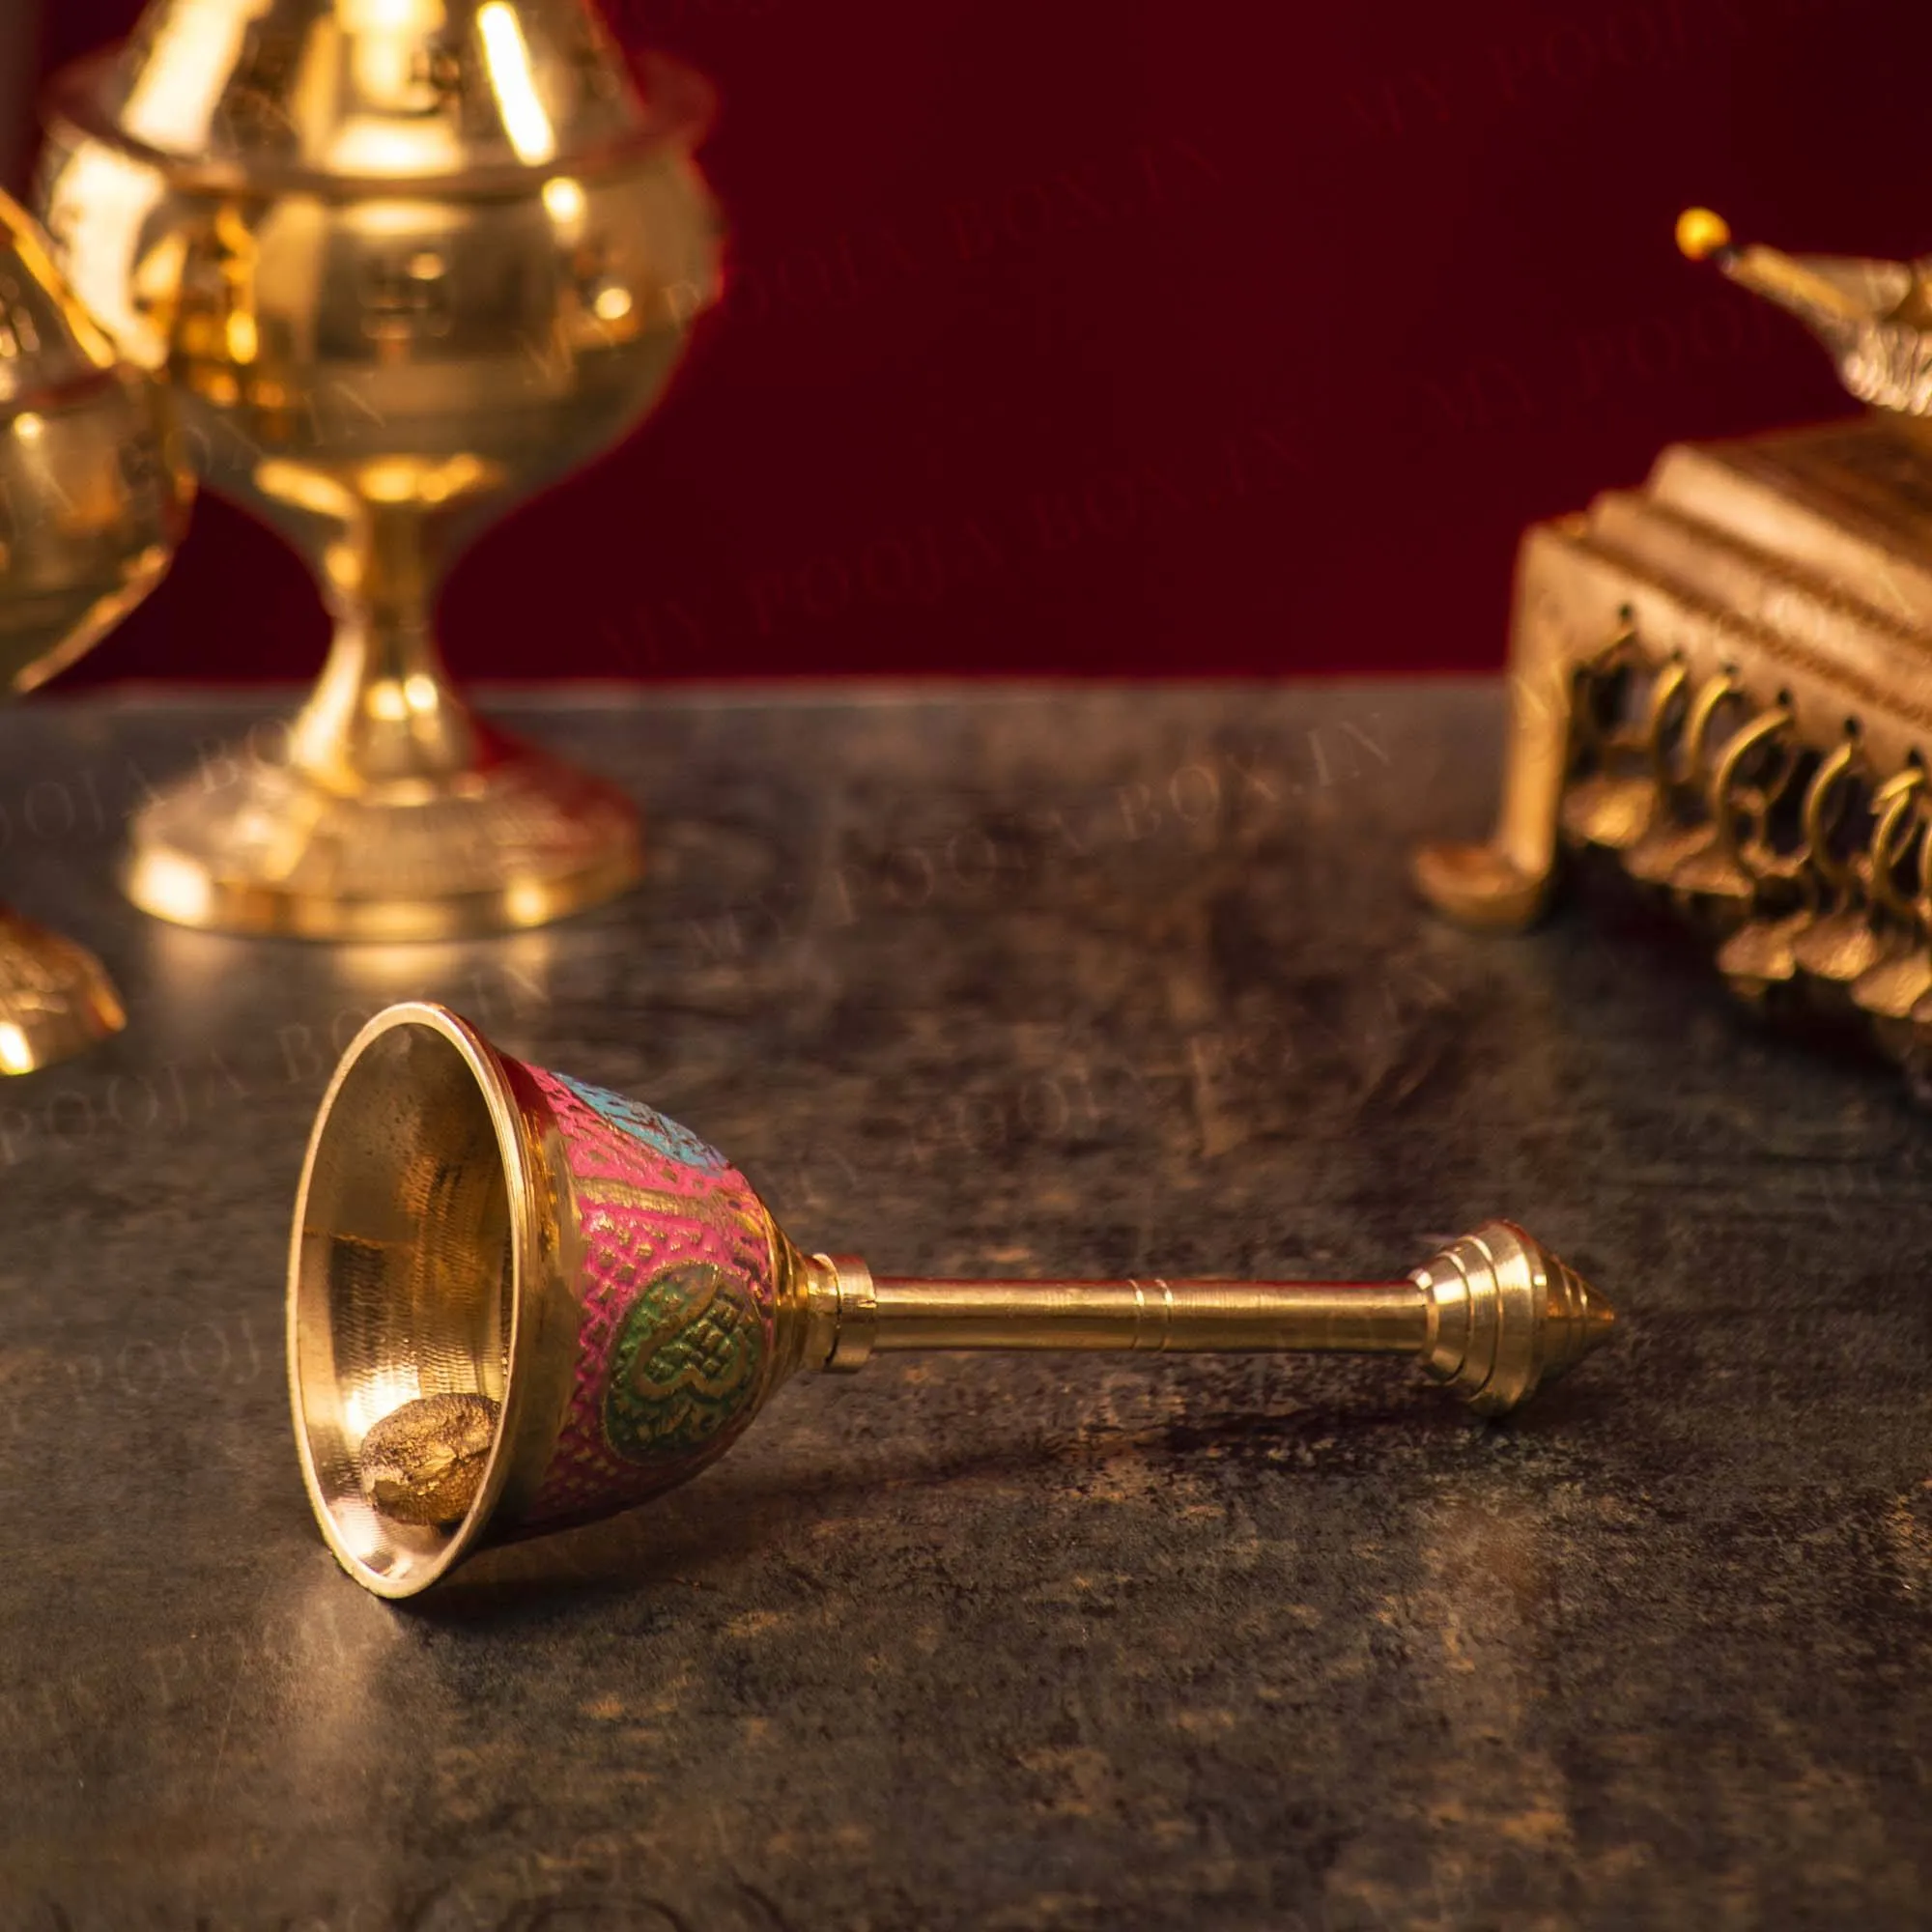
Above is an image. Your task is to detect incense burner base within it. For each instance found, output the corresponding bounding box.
[122,733,642,942]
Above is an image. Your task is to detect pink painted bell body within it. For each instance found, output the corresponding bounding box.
[506,1060,782,1531]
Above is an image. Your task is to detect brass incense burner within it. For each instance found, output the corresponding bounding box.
[1418,211,1932,1085]
[289,1004,1615,1598]
[0,189,190,1071]
[37,0,722,941]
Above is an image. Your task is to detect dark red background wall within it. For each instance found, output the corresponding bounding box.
[19,0,1925,683]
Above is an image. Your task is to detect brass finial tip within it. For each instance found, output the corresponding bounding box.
[358,1391,500,1525]
[1676,207,1733,262]
[1413,1222,1615,1416]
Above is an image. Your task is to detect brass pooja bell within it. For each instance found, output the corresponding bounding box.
[289,1003,1616,1599]
[1417,209,1932,1090]
[0,189,190,1071]
[37,0,722,940]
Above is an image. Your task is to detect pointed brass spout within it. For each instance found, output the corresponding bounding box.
[1676,208,1871,324]
[289,1005,1617,1598]
[1677,208,1932,414]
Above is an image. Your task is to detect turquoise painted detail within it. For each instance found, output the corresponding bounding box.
[556,1073,730,1174]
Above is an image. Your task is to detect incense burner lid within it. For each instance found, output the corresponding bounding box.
[44,0,712,195]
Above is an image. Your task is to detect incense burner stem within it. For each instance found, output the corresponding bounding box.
[285,474,492,793]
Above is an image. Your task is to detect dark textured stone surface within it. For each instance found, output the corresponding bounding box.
[0,684,1928,1931]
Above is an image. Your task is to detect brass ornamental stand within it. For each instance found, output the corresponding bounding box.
[290,1003,1615,1598]
[37,0,723,940]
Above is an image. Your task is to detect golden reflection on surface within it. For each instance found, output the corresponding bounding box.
[343,0,448,29]
[345,0,449,108]
[118,0,258,154]
[341,1362,424,1443]
[331,925,558,1000]
[337,194,467,240]
[541,174,585,226]
[39,148,170,366]
[223,308,257,363]
[129,849,217,926]
[332,111,468,178]
[477,2,556,165]
[327,115,466,178]
[254,457,356,521]
[365,680,410,723]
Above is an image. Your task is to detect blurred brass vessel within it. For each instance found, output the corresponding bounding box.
[38,0,722,941]
[1417,211,1932,1094]
[0,189,189,1071]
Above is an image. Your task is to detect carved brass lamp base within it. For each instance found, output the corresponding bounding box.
[0,909,125,1073]
[123,733,641,943]
[1415,211,1932,1091]
[1415,414,1932,1087]
[1409,841,1550,932]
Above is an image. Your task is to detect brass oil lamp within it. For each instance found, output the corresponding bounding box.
[1417,210,1932,1091]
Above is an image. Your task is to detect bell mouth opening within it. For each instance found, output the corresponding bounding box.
[288,1004,529,1599]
